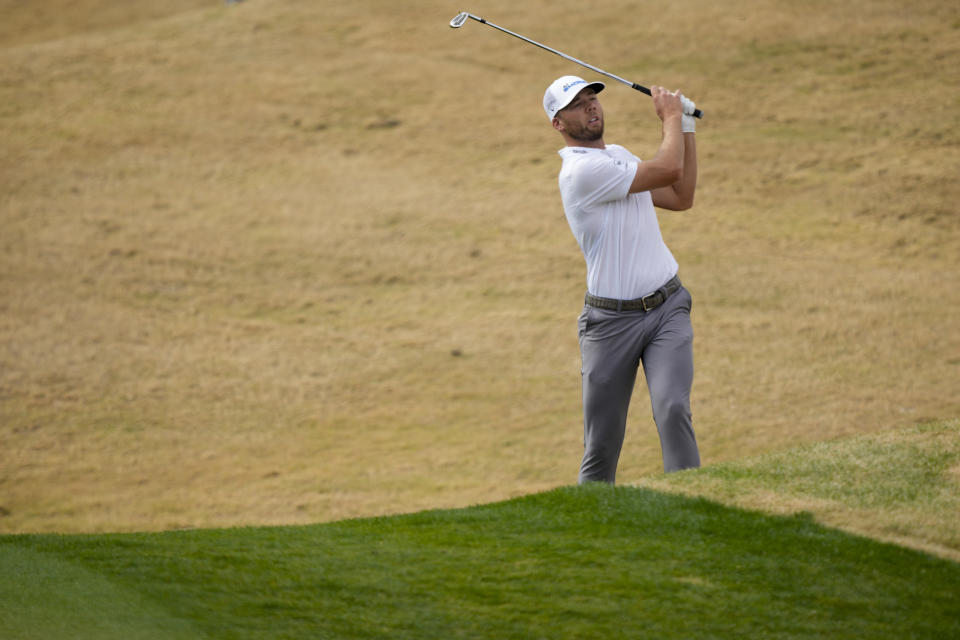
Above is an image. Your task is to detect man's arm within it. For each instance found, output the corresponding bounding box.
[628,86,685,195]
[651,131,697,211]
[625,86,699,210]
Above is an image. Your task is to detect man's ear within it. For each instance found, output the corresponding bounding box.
[552,115,565,133]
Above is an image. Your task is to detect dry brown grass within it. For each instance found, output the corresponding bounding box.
[1,0,958,534]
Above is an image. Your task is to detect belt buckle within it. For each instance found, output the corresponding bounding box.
[641,293,658,311]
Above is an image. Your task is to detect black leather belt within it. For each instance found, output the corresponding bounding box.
[585,275,682,312]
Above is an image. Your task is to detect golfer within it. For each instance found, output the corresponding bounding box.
[544,75,701,482]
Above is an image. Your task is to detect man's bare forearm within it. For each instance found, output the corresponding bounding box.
[669,133,697,208]
[629,114,685,193]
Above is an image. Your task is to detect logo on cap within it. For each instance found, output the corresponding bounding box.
[562,79,587,92]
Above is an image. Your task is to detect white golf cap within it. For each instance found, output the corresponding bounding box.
[543,75,605,120]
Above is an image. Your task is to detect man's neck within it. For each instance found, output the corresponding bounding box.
[563,136,605,149]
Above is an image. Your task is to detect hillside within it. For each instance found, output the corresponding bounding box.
[0,0,207,48]
[1,0,959,534]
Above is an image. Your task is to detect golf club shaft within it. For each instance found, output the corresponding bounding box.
[455,13,703,119]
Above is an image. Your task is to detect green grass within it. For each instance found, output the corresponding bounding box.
[636,421,960,558]
[0,545,202,639]
[3,423,958,638]
[3,481,959,640]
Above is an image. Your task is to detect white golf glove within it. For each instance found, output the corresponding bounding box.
[680,95,696,133]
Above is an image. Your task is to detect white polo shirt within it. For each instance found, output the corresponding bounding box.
[558,144,678,300]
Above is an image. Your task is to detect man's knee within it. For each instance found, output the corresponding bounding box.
[654,395,691,427]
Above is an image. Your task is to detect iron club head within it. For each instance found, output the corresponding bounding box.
[449,12,469,28]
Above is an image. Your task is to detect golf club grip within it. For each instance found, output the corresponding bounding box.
[631,82,704,119]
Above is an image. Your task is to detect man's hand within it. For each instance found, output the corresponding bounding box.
[650,86,683,123]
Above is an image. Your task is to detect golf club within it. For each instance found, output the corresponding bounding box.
[449,11,704,119]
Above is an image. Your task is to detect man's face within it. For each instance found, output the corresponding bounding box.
[553,88,603,143]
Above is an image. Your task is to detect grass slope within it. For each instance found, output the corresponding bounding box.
[2,484,959,640]
[637,420,960,561]
[0,0,210,49]
[3,425,959,639]
[0,545,201,640]
[1,0,959,533]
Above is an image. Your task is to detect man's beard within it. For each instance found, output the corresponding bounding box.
[568,120,603,143]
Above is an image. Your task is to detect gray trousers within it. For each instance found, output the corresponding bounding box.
[577,284,700,483]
